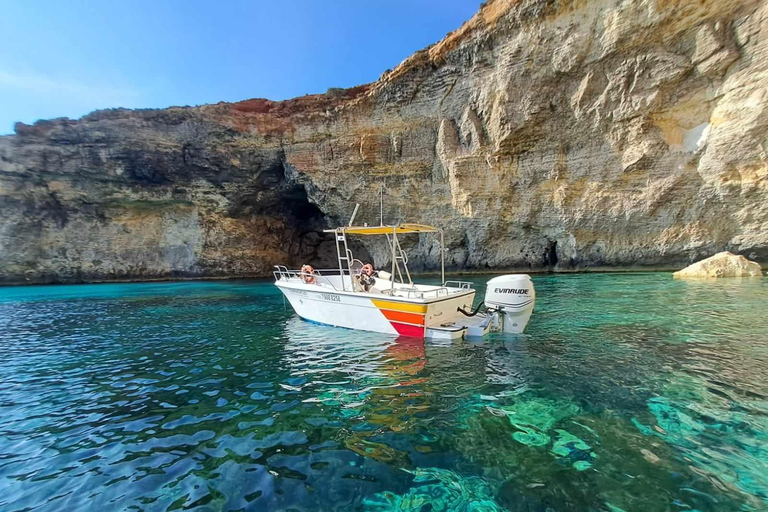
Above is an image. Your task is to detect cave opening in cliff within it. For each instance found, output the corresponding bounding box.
[545,240,559,269]
[278,184,372,270]
[283,185,334,266]
[231,158,371,271]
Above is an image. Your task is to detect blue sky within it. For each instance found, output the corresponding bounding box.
[0,0,481,134]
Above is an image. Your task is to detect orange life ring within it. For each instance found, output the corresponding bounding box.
[361,263,374,277]
[300,264,316,284]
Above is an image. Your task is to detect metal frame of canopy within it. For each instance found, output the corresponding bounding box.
[323,222,445,293]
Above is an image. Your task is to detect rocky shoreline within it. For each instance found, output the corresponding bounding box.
[2,0,767,284]
[1,266,703,287]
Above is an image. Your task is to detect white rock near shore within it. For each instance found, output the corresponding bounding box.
[674,252,763,278]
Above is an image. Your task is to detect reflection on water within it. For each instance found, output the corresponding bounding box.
[0,274,766,511]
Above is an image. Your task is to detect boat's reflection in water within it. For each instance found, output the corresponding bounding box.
[282,316,530,398]
[282,317,431,462]
[282,316,427,382]
[281,317,531,463]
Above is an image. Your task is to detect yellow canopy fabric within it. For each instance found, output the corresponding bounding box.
[324,223,439,236]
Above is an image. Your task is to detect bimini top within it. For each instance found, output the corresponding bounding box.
[323,223,439,236]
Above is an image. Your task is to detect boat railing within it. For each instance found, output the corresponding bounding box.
[400,287,449,299]
[273,266,352,292]
[443,280,473,290]
[274,266,350,278]
[275,266,474,298]
[395,280,473,299]
[398,283,473,300]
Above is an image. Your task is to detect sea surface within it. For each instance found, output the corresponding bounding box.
[1,273,766,512]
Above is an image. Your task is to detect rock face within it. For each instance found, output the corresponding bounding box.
[673,251,762,278]
[2,0,768,284]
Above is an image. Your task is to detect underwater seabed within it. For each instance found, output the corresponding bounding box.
[0,273,766,511]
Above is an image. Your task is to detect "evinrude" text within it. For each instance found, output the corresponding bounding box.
[494,288,529,295]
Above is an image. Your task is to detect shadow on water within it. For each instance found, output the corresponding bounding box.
[0,273,766,511]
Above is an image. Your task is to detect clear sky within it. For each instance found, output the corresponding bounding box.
[0,0,481,135]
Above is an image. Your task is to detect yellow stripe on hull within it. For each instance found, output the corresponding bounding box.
[371,299,428,314]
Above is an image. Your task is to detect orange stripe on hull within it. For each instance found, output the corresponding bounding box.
[380,309,425,326]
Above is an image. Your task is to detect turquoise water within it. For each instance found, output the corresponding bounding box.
[1,273,767,511]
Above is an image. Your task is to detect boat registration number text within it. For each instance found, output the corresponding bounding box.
[320,293,341,302]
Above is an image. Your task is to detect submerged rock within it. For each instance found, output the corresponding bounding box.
[673,252,762,278]
[363,467,504,512]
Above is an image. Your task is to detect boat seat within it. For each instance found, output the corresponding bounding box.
[369,274,391,295]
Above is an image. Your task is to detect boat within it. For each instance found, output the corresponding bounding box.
[274,206,535,340]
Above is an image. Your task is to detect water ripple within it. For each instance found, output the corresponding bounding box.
[0,275,766,511]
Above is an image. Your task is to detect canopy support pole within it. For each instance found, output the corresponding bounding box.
[379,186,384,227]
[391,226,396,294]
[348,203,360,227]
[440,229,445,285]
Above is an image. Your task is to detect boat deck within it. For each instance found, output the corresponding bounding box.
[273,267,473,302]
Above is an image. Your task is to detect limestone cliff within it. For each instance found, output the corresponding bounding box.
[2,0,768,284]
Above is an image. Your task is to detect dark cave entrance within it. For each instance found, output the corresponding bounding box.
[230,160,370,271]
[281,185,338,269]
[280,185,372,269]
[544,240,559,269]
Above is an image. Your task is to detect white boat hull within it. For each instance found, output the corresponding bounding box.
[276,281,475,338]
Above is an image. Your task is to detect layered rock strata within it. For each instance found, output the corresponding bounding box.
[1,0,768,284]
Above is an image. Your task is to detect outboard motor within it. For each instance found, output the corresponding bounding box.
[484,275,535,334]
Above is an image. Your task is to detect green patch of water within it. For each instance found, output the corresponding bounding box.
[364,468,504,511]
